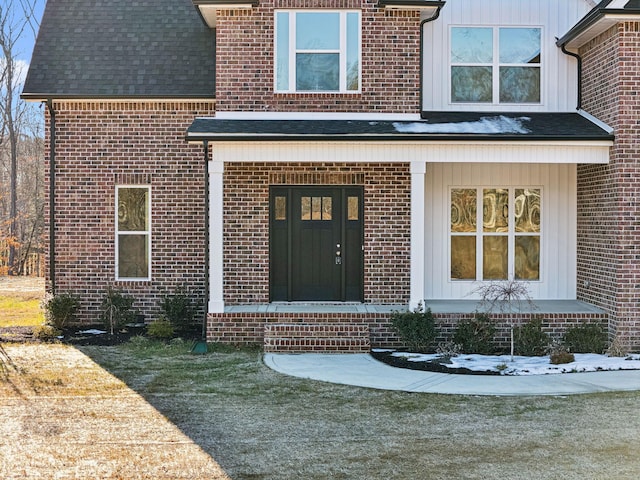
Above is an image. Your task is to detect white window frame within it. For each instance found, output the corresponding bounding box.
[115,185,151,281]
[449,25,542,106]
[449,186,542,283]
[274,9,361,93]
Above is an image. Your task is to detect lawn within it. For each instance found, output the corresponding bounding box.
[3,339,640,479]
[0,276,45,327]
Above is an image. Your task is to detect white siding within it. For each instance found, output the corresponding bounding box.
[425,162,577,300]
[423,0,591,112]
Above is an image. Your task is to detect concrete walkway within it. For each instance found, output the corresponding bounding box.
[264,353,640,396]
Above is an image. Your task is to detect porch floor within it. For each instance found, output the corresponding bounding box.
[223,300,605,315]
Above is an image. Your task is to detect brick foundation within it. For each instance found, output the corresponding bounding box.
[209,310,609,352]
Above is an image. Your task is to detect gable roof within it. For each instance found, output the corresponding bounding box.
[22,0,216,100]
[186,112,614,142]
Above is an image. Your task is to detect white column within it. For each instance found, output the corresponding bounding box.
[209,159,225,313]
[410,161,426,310]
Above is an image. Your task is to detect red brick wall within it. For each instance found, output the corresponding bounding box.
[222,162,411,305]
[215,0,421,113]
[44,101,215,324]
[208,311,608,351]
[579,23,640,349]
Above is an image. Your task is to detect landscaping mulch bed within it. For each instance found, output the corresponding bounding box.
[370,349,501,375]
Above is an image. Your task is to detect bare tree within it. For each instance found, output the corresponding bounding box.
[0,0,43,275]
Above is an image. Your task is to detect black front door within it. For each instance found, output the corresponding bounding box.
[270,186,363,302]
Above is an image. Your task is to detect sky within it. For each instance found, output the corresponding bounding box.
[13,0,46,63]
[7,0,46,88]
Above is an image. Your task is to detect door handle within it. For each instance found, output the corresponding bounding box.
[335,243,342,265]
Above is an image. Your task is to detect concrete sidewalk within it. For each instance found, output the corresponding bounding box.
[264,353,640,396]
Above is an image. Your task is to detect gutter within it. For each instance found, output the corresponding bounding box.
[559,41,583,110]
[45,99,56,294]
[203,140,210,341]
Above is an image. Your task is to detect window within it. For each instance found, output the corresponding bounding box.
[275,10,360,93]
[116,186,151,280]
[450,187,541,281]
[450,27,541,104]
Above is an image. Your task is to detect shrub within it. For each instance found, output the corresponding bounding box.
[606,335,628,358]
[452,312,496,354]
[41,292,80,329]
[33,324,62,341]
[100,287,138,335]
[159,289,196,334]
[550,350,575,365]
[390,303,438,353]
[147,320,175,339]
[547,338,575,364]
[514,318,549,356]
[436,340,462,358]
[563,323,607,354]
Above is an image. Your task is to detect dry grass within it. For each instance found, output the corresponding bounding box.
[3,339,640,479]
[0,276,45,327]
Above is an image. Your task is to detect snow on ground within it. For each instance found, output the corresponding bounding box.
[375,349,640,375]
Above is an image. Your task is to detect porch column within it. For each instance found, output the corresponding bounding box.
[209,159,224,313]
[410,161,426,310]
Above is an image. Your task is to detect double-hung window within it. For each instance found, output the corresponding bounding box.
[450,187,541,282]
[116,186,151,280]
[450,26,541,104]
[275,10,361,93]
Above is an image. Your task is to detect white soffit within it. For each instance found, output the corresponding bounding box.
[209,142,611,164]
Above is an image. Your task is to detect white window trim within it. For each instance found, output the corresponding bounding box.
[449,25,543,106]
[448,186,542,283]
[274,9,362,94]
[115,185,151,281]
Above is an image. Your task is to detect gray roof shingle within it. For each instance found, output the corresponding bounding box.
[186,112,614,142]
[22,0,216,99]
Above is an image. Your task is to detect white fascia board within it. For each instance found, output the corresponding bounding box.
[213,111,423,121]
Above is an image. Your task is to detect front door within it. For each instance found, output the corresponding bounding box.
[270,186,363,302]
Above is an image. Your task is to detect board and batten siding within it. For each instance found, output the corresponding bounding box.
[422,0,590,112]
[425,162,577,300]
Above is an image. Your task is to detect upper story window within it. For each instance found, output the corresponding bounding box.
[275,10,361,93]
[450,27,541,104]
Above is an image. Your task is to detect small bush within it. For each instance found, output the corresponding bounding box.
[147,320,175,339]
[33,324,62,341]
[563,323,607,354]
[452,312,496,355]
[514,318,550,356]
[550,351,575,365]
[100,287,138,335]
[390,303,438,353]
[159,289,196,334]
[41,292,80,329]
[606,335,628,357]
[436,340,462,358]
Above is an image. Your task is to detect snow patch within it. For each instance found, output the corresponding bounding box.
[391,351,640,376]
[393,116,531,134]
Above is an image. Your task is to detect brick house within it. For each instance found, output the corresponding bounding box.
[21,0,640,351]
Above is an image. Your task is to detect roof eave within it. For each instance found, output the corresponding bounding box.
[557,9,640,49]
[21,93,216,102]
[185,133,614,143]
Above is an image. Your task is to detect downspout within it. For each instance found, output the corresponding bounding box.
[46,99,57,295]
[559,41,583,110]
[203,140,210,341]
[419,6,443,115]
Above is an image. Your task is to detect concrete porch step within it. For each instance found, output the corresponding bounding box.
[264,323,371,353]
